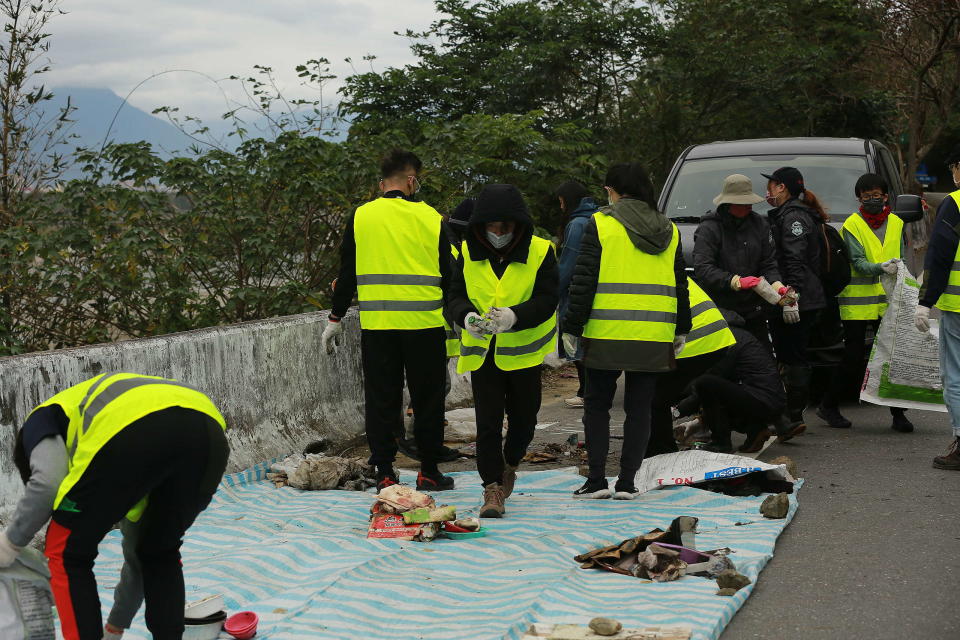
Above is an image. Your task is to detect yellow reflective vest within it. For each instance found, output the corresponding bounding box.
[457,236,557,373]
[33,373,226,522]
[936,191,960,312]
[582,214,679,343]
[837,212,903,320]
[678,279,736,359]
[354,197,444,330]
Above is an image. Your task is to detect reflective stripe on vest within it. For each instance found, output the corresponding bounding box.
[354,198,444,330]
[34,373,226,522]
[456,236,557,373]
[582,215,679,343]
[936,191,960,312]
[678,279,736,359]
[838,212,903,320]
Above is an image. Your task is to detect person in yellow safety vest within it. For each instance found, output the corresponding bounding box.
[324,149,455,493]
[916,144,960,470]
[646,278,737,457]
[446,184,558,518]
[0,373,229,640]
[817,173,914,432]
[561,162,691,500]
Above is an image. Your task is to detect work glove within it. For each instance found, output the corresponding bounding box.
[880,259,899,275]
[777,286,799,307]
[915,305,931,333]
[738,276,761,290]
[782,302,800,325]
[673,334,687,356]
[321,316,343,354]
[730,275,742,291]
[486,306,517,334]
[464,312,486,339]
[752,278,782,305]
[0,531,22,568]
[103,624,124,640]
[562,333,580,358]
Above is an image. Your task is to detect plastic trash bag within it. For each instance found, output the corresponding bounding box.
[0,548,55,640]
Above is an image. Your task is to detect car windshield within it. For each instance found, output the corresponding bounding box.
[663,155,869,222]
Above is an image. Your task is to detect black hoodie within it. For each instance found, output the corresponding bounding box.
[448,184,559,331]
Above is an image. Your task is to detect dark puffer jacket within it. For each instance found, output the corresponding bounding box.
[767,198,826,312]
[693,206,781,320]
[562,198,691,372]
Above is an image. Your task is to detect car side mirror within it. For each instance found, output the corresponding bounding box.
[893,194,923,223]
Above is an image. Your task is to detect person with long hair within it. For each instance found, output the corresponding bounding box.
[763,166,827,436]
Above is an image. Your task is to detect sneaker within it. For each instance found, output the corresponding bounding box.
[502,463,518,499]
[573,478,611,499]
[564,395,585,408]
[416,471,455,491]
[739,428,773,453]
[891,411,914,433]
[932,437,960,470]
[816,404,852,429]
[612,481,640,500]
[376,471,399,492]
[480,483,505,518]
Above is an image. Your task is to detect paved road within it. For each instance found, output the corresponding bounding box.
[529,372,960,640]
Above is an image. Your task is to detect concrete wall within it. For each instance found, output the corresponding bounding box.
[0,309,472,520]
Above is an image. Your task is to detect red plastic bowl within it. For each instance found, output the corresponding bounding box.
[224,611,258,639]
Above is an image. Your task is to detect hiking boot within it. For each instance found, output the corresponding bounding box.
[502,463,518,499]
[612,481,640,500]
[564,395,584,408]
[376,471,399,492]
[573,478,611,499]
[816,404,852,429]
[480,483,505,518]
[891,410,914,433]
[932,437,960,470]
[739,428,773,453]
[416,471,455,491]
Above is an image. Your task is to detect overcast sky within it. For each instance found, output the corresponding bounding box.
[45,0,440,120]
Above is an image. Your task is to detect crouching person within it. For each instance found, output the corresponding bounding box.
[448,184,559,518]
[0,373,229,640]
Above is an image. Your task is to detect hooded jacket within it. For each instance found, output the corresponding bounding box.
[562,198,691,372]
[693,206,781,320]
[558,196,599,319]
[767,198,826,312]
[448,184,559,333]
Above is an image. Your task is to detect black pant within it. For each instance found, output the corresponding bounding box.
[821,319,904,417]
[575,360,586,397]
[647,350,726,457]
[361,327,447,473]
[743,314,773,354]
[583,368,658,481]
[694,374,781,444]
[770,309,819,366]
[472,357,541,486]
[46,408,229,640]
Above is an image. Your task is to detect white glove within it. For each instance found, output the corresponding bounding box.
[464,312,486,339]
[0,531,22,568]
[103,626,124,640]
[752,277,782,305]
[486,307,517,334]
[673,334,686,356]
[321,317,343,354]
[730,275,742,291]
[562,333,580,358]
[915,305,931,333]
[783,303,800,324]
[880,259,899,275]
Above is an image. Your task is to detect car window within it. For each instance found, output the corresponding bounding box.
[877,146,903,195]
[663,155,869,222]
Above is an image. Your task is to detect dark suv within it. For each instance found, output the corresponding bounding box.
[658,137,907,269]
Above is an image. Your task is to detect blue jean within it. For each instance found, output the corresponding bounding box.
[939,309,960,436]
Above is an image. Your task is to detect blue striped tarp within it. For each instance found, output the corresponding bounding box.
[92,465,801,640]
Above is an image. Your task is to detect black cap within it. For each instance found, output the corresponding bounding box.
[946,143,960,167]
[762,166,805,197]
[449,198,474,227]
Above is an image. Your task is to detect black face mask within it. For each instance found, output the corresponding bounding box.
[861,197,885,215]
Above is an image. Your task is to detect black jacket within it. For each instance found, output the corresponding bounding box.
[693,207,782,319]
[767,198,826,312]
[710,317,786,411]
[448,187,558,333]
[919,193,960,308]
[562,199,691,372]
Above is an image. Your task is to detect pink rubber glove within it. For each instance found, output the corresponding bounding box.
[738,276,761,290]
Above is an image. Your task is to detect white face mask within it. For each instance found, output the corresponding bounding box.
[487,231,513,249]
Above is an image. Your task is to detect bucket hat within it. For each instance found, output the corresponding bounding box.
[713,174,764,206]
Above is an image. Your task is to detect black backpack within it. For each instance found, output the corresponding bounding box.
[818,222,851,297]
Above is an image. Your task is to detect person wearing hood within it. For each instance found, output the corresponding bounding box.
[694,174,784,347]
[447,184,558,518]
[764,166,828,436]
[562,163,691,500]
[916,143,960,470]
[554,180,601,408]
[817,173,913,432]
